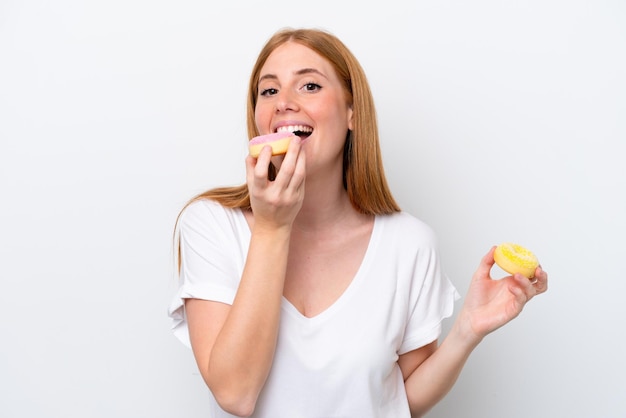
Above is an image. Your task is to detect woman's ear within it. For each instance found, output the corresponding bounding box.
[347,105,354,131]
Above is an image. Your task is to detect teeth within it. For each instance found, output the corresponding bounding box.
[277,125,313,134]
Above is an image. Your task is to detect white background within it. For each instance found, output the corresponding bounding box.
[1,1,625,417]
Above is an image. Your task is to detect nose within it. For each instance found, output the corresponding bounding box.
[275,90,299,113]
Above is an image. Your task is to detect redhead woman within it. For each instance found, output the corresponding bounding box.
[169,27,548,418]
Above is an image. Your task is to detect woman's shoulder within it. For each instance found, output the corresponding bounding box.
[181,197,241,217]
[378,211,438,247]
[177,198,243,232]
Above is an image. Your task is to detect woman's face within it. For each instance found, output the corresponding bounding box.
[254,41,353,174]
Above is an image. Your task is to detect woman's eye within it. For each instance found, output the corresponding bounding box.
[260,88,278,97]
[302,83,321,92]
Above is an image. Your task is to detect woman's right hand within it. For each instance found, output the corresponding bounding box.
[246,136,306,230]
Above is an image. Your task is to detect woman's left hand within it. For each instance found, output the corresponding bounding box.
[457,246,548,343]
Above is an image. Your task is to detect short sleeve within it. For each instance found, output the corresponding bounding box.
[168,199,248,347]
[397,221,460,355]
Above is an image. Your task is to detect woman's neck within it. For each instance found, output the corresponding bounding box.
[293,174,366,233]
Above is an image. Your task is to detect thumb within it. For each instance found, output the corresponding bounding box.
[473,246,496,282]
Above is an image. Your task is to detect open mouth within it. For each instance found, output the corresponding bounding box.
[276,125,313,140]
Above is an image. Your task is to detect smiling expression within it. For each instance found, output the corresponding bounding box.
[254,42,354,172]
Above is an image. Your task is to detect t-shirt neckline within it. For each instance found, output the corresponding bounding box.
[236,208,382,325]
[281,216,382,325]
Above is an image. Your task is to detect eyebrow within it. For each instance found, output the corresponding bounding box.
[258,68,329,83]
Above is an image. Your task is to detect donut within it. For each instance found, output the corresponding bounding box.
[248,131,296,157]
[493,242,539,279]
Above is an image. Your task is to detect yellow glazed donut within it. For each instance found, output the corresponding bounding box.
[493,242,539,279]
[249,132,295,157]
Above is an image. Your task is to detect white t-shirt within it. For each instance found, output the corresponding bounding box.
[169,199,459,417]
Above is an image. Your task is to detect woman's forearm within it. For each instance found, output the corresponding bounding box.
[404,319,482,417]
[205,226,292,414]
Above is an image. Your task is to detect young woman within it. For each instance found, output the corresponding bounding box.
[169,28,548,418]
